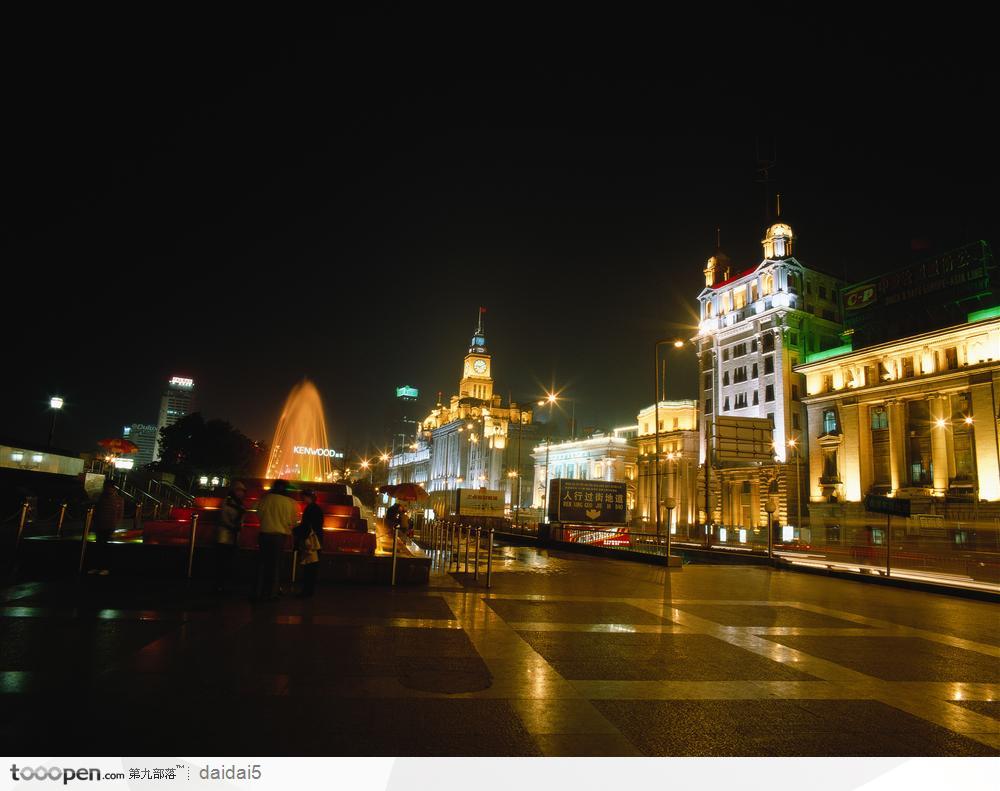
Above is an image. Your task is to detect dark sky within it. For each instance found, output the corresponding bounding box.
[4,15,997,457]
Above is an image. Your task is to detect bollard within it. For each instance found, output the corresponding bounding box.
[486,527,494,588]
[464,525,470,573]
[56,502,67,538]
[186,513,199,579]
[14,500,30,555]
[78,506,94,574]
[474,527,481,581]
[391,527,399,586]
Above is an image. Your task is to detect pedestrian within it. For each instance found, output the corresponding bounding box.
[254,479,298,601]
[89,479,123,575]
[386,501,402,532]
[293,490,324,598]
[214,481,247,593]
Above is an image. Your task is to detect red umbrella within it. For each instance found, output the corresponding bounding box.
[98,438,139,454]
[378,483,429,501]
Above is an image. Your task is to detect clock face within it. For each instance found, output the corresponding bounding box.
[473,359,488,375]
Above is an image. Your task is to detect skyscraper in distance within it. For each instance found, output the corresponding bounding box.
[153,376,195,460]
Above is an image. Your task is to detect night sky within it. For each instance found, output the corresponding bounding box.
[4,17,996,458]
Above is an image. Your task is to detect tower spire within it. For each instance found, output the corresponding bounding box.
[776,193,782,219]
[469,307,488,354]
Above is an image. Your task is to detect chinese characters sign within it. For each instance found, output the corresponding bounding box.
[548,479,627,525]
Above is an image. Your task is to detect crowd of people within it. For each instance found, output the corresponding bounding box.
[86,477,385,600]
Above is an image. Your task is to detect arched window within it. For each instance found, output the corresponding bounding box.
[823,409,838,434]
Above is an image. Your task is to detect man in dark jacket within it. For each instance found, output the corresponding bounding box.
[293,490,324,597]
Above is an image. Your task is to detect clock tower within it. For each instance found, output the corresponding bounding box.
[460,308,493,401]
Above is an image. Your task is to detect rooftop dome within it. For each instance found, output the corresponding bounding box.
[762,222,794,259]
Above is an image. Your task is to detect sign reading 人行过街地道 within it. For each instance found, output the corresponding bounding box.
[548,479,627,525]
[293,446,344,459]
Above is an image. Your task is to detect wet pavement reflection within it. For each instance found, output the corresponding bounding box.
[1,541,997,756]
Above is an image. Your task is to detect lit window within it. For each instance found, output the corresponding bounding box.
[823,410,837,433]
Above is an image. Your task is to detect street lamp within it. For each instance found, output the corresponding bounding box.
[788,436,801,532]
[48,396,64,447]
[653,339,685,548]
[537,392,562,522]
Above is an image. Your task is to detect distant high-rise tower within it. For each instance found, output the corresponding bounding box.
[153,376,195,460]
[124,423,157,468]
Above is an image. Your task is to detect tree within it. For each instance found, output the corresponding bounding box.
[155,413,264,485]
[350,477,376,509]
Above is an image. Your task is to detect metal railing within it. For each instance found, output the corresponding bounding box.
[417,520,494,588]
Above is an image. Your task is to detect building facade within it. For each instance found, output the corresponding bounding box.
[409,311,538,509]
[635,400,699,533]
[694,219,846,528]
[123,423,157,469]
[153,376,195,460]
[797,313,1000,519]
[531,433,639,518]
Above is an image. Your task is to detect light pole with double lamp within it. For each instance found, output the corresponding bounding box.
[653,340,685,548]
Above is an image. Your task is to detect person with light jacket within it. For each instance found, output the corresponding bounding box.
[253,479,298,601]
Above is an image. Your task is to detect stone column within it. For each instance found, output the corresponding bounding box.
[805,401,825,501]
[887,400,907,493]
[970,380,1000,501]
[840,400,862,502]
[857,401,874,500]
[929,395,951,497]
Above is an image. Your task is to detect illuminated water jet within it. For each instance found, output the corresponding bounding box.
[265,379,334,482]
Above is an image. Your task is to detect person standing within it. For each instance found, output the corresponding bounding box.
[89,479,123,575]
[253,479,298,601]
[294,490,324,598]
[214,481,247,593]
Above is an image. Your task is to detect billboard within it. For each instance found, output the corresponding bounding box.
[396,385,419,399]
[547,479,627,526]
[842,241,996,348]
[457,488,505,518]
[712,416,775,463]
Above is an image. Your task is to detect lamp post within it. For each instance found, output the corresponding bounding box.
[787,436,801,533]
[653,340,685,546]
[537,392,559,521]
[48,396,64,447]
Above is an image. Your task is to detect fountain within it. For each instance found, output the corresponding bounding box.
[264,378,335,482]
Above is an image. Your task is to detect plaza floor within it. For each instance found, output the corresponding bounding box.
[1,544,998,756]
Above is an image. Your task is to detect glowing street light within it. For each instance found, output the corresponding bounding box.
[48,395,64,447]
[654,338,686,544]
[787,437,801,529]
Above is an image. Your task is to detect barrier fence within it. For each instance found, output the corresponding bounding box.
[417,520,495,588]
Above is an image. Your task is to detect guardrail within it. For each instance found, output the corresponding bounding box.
[417,520,494,588]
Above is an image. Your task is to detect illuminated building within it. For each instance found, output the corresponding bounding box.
[414,310,538,506]
[532,432,639,516]
[1,442,83,476]
[123,423,157,468]
[634,401,699,532]
[153,376,195,460]
[694,216,846,527]
[797,298,1000,516]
